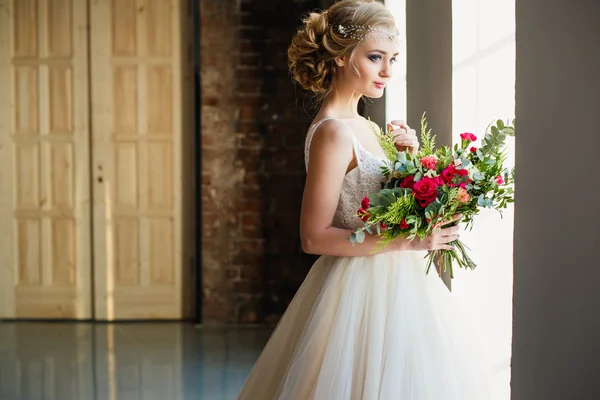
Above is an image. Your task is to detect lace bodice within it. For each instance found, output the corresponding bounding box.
[304,118,386,231]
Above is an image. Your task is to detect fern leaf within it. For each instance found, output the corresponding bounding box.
[419,112,435,156]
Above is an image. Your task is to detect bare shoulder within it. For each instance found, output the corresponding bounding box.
[309,118,353,151]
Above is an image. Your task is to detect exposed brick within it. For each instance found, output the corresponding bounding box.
[237,80,262,94]
[240,40,260,54]
[240,263,263,280]
[233,280,263,294]
[226,267,241,280]
[237,132,263,148]
[200,0,324,324]
[241,213,261,227]
[238,106,260,120]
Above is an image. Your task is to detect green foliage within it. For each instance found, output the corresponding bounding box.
[381,193,417,225]
[478,119,515,159]
[369,117,398,161]
[418,112,436,156]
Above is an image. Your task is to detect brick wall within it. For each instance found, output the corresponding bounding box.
[200,0,323,323]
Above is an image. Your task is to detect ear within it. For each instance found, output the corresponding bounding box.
[335,56,345,67]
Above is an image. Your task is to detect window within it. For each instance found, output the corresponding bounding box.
[451,2,515,399]
[385,0,407,121]
[385,1,516,398]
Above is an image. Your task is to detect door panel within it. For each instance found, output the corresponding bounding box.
[90,0,185,319]
[0,0,92,319]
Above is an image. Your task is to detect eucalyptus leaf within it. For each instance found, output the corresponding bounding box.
[355,230,365,243]
[370,195,383,207]
[397,152,407,164]
[473,171,485,180]
[477,194,486,207]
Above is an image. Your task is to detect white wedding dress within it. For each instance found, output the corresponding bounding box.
[237,118,491,400]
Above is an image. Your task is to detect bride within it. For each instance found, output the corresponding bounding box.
[237,1,490,399]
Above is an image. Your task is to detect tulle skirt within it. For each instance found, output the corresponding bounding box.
[237,250,491,400]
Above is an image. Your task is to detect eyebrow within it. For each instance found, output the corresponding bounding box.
[369,49,400,56]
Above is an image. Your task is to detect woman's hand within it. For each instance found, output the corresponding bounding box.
[387,120,419,154]
[406,214,463,251]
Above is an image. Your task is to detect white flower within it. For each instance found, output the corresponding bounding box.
[424,169,439,178]
[468,167,478,180]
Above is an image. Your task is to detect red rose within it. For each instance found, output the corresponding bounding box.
[357,208,370,222]
[380,223,387,229]
[440,165,456,183]
[399,219,409,229]
[399,175,415,189]
[412,176,440,208]
[460,132,477,142]
[440,165,469,186]
[469,147,477,153]
[496,175,505,185]
[361,196,370,210]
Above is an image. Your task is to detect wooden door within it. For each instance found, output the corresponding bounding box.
[0,0,92,318]
[90,0,190,319]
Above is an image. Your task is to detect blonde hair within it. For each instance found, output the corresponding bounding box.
[287,0,396,100]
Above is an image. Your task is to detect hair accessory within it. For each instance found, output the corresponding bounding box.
[335,24,400,41]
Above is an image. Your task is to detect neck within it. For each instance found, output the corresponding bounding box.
[320,84,363,118]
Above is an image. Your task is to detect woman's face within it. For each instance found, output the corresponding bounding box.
[337,32,400,99]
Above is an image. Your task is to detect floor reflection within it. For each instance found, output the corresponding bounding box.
[0,322,272,400]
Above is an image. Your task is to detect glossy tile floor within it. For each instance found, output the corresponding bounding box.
[0,322,272,400]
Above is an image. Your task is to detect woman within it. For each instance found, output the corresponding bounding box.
[237,1,490,399]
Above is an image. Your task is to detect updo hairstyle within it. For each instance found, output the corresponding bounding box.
[287,0,396,99]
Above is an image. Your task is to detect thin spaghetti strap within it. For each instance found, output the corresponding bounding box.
[304,117,360,170]
[304,117,334,169]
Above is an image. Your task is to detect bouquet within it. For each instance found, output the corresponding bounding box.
[349,113,515,279]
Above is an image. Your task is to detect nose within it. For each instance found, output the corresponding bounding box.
[380,63,392,79]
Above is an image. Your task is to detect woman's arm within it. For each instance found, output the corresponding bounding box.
[299,120,460,257]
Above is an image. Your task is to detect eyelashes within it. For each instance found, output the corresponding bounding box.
[368,54,397,65]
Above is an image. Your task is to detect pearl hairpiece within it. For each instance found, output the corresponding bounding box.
[335,24,400,41]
